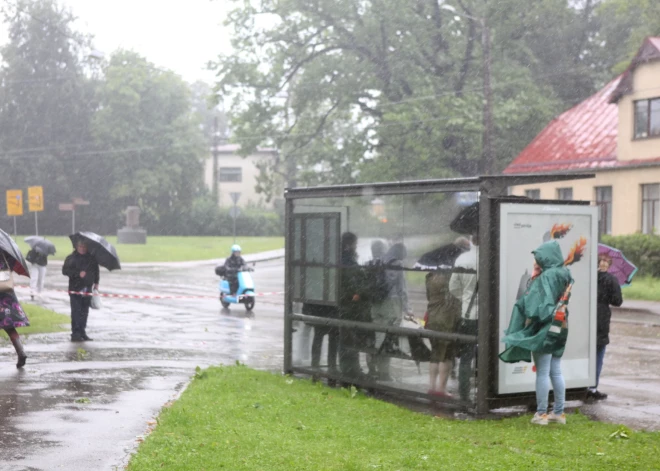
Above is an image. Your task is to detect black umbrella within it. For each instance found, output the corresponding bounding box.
[24,236,57,256]
[69,232,121,271]
[450,202,479,235]
[416,243,466,269]
[0,229,30,277]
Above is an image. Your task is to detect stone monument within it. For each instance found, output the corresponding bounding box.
[117,206,147,244]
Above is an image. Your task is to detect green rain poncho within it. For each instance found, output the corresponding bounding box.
[499,240,573,363]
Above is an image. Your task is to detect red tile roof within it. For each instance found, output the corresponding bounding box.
[610,37,660,103]
[503,78,620,174]
[504,37,660,175]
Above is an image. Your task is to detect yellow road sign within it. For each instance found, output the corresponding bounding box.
[28,186,44,212]
[6,189,23,216]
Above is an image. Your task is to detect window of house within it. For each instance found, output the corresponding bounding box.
[642,184,660,234]
[525,189,540,199]
[595,186,612,236]
[557,188,573,201]
[219,167,242,182]
[634,98,660,139]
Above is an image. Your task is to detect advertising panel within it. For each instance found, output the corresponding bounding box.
[498,203,598,394]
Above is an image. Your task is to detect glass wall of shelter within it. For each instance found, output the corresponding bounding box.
[285,184,480,409]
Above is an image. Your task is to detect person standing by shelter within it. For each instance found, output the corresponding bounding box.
[338,232,370,379]
[425,238,469,396]
[62,241,99,342]
[449,233,479,402]
[500,241,572,425]
[371,242,412,381]
[588,253,623,400]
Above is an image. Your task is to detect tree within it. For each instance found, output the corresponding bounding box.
[594,0,660,75]
[0,0,98,234]
[92,51,206,233]
[190,80,229,143]
[212,0,604,196]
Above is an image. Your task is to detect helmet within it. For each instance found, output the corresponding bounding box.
[231,244,241,253]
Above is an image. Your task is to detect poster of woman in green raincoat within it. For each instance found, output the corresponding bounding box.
[498,203,598,399]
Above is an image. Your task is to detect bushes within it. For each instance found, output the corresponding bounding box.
[601,233,660,277]
[153,196,284,236]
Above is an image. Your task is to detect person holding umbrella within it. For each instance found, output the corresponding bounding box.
[0,229,31,368]
[422,237,470,397]
[588,251,624,401]
[63,240,99,341]
[63,232,121,342]
[24,236,56,301]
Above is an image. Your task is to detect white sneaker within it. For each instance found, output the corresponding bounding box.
[548,412,566,425]
[531,412,548,425]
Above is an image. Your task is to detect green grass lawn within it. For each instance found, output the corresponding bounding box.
[0,303,69,338]
[622,276,660,302]
[128,365,660,471]
[13,236,284,263]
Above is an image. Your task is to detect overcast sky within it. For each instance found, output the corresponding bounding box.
[1,0,233,84]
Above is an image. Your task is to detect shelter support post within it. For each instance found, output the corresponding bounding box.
[283,198,295,374]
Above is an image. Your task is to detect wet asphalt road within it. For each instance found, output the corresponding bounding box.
[2,259,660,470]
[0,259,285,471]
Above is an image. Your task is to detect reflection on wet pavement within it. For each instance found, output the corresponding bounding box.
[0,260,284,471]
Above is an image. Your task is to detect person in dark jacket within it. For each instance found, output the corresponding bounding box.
[338,232,370,379]
[588,254,623,400]
[224,244,247,295]
[62,241,99,342]
[26,249,48,301]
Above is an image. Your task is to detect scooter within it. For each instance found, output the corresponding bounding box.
[215,265,256,311]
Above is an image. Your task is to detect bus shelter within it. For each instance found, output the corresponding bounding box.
[283,174,598,414]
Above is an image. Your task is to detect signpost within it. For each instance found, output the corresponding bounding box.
[6,189,23,235]
[59,198,89,233]
[230,192,241,243]
[28,186,44,235]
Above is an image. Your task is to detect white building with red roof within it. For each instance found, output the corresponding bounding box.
[505,37,660,236]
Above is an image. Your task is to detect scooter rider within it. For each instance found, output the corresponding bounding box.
[224,245,247,295]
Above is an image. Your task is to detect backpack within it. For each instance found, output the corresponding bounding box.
[365,259,392,303]
[26,249,36,264]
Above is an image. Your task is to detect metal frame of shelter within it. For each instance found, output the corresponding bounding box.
[283,173,596,415]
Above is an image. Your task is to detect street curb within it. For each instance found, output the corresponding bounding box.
[612,305,660,317]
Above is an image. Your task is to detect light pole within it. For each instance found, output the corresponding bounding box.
[441,5,494,175]
[212,116,220,203]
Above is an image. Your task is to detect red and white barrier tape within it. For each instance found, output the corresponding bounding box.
[14,284,284,301]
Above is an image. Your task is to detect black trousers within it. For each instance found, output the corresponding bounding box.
[228,276,239,294]
[70,294,92,336]
[311,325,339,370]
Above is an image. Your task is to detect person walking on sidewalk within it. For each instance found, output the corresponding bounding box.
[26,248,48,301]
[0,258,28,368]
[588,253,623,400]
[500,241,572,426]
[62,241,99,342]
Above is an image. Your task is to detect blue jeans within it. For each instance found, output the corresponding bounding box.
[533,352,565,415]
[595,345,606,389]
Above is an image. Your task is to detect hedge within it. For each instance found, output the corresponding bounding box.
[601,233,660,277]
